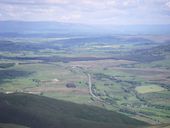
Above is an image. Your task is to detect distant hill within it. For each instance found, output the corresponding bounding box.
[0,93,148,128]
[0,21,95,37]
[0,21,170,37]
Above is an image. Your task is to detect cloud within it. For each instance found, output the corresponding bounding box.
[166,1,170,8]
[0,0,170,25]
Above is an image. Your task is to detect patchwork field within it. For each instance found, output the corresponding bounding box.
[0,35,170,125]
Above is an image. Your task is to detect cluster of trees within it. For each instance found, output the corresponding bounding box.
[66,83,76,88]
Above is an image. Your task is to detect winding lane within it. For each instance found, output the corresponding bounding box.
[88,74,103,101]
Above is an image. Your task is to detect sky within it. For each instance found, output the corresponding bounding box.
[0,0,170,25]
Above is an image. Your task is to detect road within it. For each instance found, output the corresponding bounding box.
[88,74,102,101]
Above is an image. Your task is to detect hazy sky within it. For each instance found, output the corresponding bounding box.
[0,0,170,25]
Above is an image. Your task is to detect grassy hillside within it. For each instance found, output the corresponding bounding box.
[0,93,147,128]
[0,123,29,128]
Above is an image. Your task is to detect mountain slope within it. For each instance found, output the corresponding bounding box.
[0,93,148,128]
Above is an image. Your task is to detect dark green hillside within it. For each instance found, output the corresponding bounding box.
[0,93,147,128]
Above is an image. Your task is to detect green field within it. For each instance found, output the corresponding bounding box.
[135,85,166,94]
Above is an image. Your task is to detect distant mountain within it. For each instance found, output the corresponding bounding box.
[0,21,96,37]
[0,21,170,37]
[0,93,148,128]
